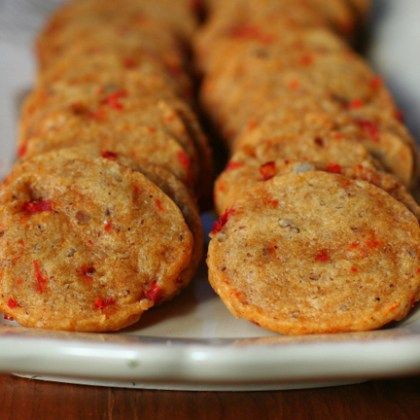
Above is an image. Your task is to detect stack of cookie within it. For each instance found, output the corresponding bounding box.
[0,0,212,331]
[200,0,420,334]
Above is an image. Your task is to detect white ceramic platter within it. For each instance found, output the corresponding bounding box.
[0,0,419,391]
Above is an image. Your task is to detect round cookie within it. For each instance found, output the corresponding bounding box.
[230,107,416,186]
[64,144,204,293]
[195,22,348,74]
[0,148,193,331]
[216,157,420,220]
[19,89,200,190]
[215,129,419,218]
[38,45,192,102]
[202,46,396,139]
[131,163,204,290]
[195,0,346,62]
[36,0,195,68]
[208,171,420,335]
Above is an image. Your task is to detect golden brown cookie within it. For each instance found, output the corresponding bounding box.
[36,0,197,68]
[215,128,419,219]
[208,171,420,335]
[225,104,416,187]
[19,87,201,190]
[0,148,193,331]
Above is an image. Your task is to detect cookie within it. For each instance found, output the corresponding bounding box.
[19,88,201,190]
[20,110,196,190]
[215,119,420,218]
[201,46,396,136]
[216,157,420,220]
[37,11,182,70]
[208,171,420,335]
[37,0,197,67]
[64,145,204,292]
[196,26,348,74]
[0,148,194,331]
[130,162,204,290]
[38,45,192,102]
[233,106,416,186]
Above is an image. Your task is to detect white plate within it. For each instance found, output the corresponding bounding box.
[0,0,419,391]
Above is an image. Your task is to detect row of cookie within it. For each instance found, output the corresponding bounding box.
[0,0,210,331]
[198,0,372,73]
[199,0,420,334]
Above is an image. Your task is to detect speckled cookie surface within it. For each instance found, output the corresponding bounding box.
[208,172,420,335]
[215,124,419,217]
[19,88,200,189]
[38,46,192,101]
[228,105,416,187]
[0,149,193,331]
[36,0,197,68]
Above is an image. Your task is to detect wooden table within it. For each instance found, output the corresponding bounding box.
[0,375,418,419]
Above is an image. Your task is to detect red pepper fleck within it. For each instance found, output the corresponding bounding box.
[315,249,330,263]
[164,113,175,123]
[211,208,235,235]
[101,150,118,160]
[155,199,164,212]
[228,25,274,44]
[94,297,116,310]
[7,298,19,309]
[78,265,95,283]
[287,79,300,90]
[177,151,190,169]
[147,126,156,134]
[18,143,27,158]
[145,281,163,303]
[226,161,243,171]
[104,220,113,232]
[325,163,342,174]
[233,289,247,304]
[350,266,359,273]
[299,54,314,66]
[348,98,363,109]
[101,90,127,111]
[247,119,258,130]
[370,76,383,90]
[365,237,382,250]
[33,260,48,293]
[265,198,279,208]
[339,178,352,188]
[217,181,226,192]
[259,161,276,181]
[387,303,400,313]
[132,185,142,204]
[122,57,137,69]
[21,199,53,215]
[348,241,360,250]
[356,119,379,142]
[3,314,14,321]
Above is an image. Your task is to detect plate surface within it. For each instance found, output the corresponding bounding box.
[0,0,419,391]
